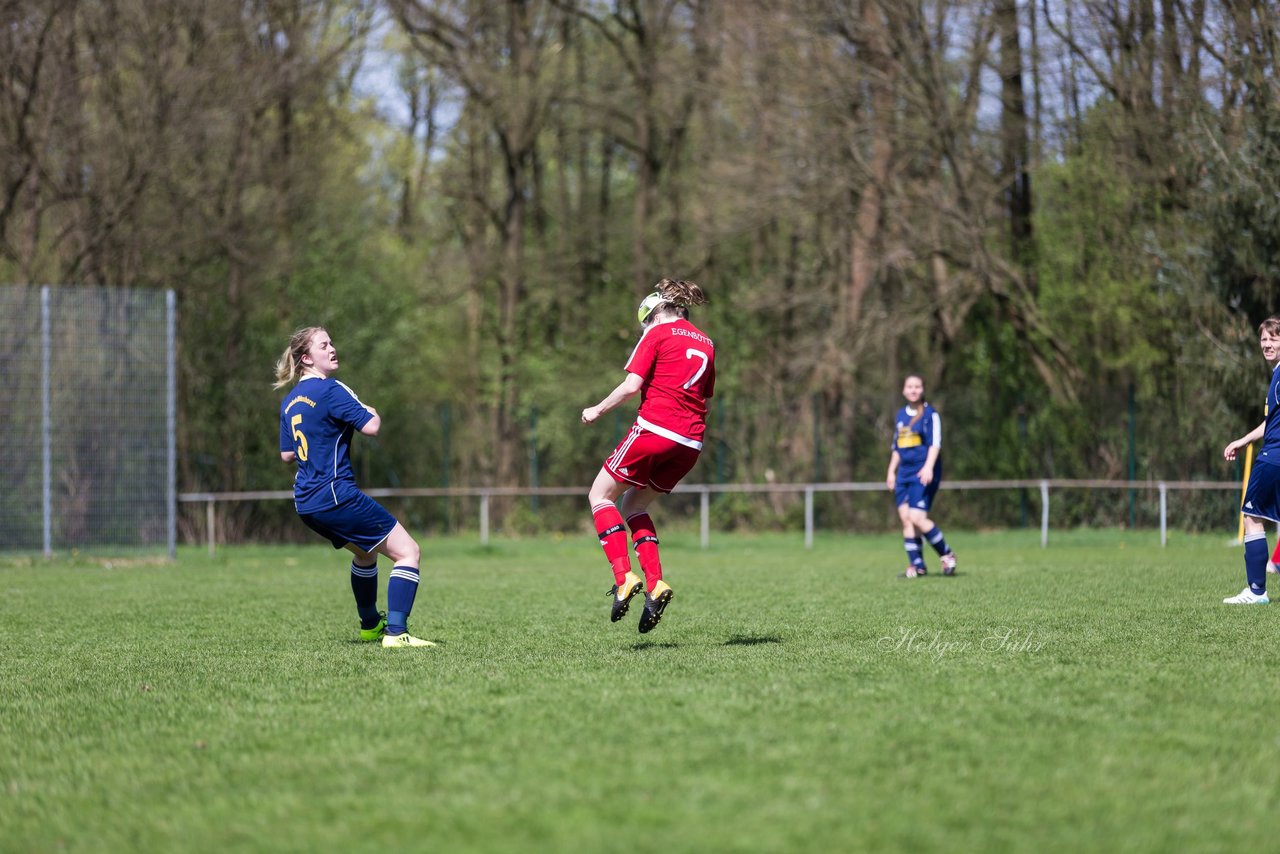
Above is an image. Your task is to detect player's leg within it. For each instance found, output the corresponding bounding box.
[1225,514,1271,604]
[917,470,956,574]
[299,505,391,641]
[1227,465,1278,603]
[898,503,926,577]
[620,486,662,587]
[344,543,385,641]
[375,523,435,646]
[589,467,642,621]
[1269,531,1280,574]
[913,511,957,576]
[632,444,699,633]
[621,488,671,633]
[589,466,633,586]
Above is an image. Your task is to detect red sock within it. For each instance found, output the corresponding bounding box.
[1272,540,1280,565]
[592,503,632,586]
[627,512,662,587]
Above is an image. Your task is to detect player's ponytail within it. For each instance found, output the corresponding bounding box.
[653,278,707,319]
[273,326,324,389]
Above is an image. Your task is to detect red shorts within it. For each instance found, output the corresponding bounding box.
[604,423,701,493]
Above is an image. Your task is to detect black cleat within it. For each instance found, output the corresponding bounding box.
[637,581,673,634]
[608,571,644,622]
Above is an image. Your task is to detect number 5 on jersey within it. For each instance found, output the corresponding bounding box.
[290,413,309,461]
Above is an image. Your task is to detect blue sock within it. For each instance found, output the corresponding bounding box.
[386,564,420,635]
[350,560,380,628]
[904,538,925,571]
[1245,532,1268,595]
[924,526,950,557]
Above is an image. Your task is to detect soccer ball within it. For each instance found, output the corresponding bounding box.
[637,292,663,324]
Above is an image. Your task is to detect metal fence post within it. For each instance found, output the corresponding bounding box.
[41,286,51,558]
[166,289,177,560]
[700,488,710,549]
[1040,480,1050,548]
[480,492,490,546]
[207,500,216,557]
[804,487,814,549]
[1159,482,1168,547]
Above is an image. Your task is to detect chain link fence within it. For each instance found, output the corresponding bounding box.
[0,286,175,555]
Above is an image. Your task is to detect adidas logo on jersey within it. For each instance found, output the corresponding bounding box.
[619,466,631,475]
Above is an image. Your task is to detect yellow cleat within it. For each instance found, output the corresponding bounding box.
[382,632,437,648]
[358,614,387,642]
[607,571,644,623]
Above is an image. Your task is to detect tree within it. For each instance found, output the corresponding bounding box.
[392,0,561,495]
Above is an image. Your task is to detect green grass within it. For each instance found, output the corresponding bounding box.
[3,529,1278,852]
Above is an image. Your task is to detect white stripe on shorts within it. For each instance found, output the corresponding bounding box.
[606,424,643,471]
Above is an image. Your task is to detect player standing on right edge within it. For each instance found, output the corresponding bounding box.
[1221,316,1280,604]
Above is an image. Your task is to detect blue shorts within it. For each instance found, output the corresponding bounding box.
[299,491,398,551]
[895,467,942,512]
[1242,459,1280,523]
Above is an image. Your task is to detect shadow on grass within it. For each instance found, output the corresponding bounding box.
[723,635,783,646]
[631,640,679,651]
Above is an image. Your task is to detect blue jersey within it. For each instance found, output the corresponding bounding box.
[1258,362,1280,466]
[279,377,374,514]
[891,404,941,474]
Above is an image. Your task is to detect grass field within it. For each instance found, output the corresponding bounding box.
[3,528,1278,852]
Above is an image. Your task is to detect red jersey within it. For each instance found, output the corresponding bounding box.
[624,318,716,447]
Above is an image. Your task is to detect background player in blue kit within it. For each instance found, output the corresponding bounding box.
[275,326,435,646]
[886,374,957,579]
[1221,316,1280,604]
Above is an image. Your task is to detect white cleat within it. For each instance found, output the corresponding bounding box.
[1267,562,1279,575]
[382,632,437,647]
[1223,588,1270,605]
[941,552,958,576]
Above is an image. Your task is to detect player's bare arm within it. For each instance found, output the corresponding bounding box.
[1224,420,1266,461]
[582,373,644,424]
[919,445,941,486]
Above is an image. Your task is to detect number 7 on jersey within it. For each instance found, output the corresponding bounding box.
[683,348,709,390]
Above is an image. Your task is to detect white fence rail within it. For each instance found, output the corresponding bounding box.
[179,479,1242,557]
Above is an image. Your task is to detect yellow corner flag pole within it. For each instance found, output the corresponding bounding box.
[1239,442,1255,543]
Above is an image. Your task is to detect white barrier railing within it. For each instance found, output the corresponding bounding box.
[179,478,1241,557]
